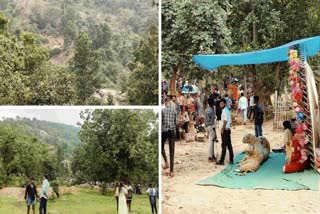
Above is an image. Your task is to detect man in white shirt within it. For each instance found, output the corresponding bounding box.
[238,93,248,125]
[39,175,50,214]
[147,183,158,214]
[216,98,234,165]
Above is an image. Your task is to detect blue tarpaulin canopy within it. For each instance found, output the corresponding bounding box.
[193,36,320,71]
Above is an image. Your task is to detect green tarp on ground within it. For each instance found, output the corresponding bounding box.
[197,153,320,190]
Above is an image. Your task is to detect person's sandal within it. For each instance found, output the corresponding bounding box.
[169,172,174,177]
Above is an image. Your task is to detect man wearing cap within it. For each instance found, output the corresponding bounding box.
[162,97,177,177]
[216,98,234,165]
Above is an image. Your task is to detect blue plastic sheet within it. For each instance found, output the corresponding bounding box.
[193,36,320,70]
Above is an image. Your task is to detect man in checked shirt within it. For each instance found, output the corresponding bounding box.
[162,97,177,177]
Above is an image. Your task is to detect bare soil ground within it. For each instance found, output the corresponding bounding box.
[161,120,320,214]
[0,187,79,201]
[94,89,128,105]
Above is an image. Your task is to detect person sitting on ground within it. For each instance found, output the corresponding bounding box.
[272,121,293,159]
[25,177,38,214]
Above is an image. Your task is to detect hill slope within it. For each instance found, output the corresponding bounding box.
[0,117,81,157]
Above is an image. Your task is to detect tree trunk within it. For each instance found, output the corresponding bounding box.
[275,63,281,93]
[169,65,178,95]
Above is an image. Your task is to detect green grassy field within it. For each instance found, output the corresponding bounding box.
[0,188,155,214]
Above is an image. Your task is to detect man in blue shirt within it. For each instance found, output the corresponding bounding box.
[216,98,234,165]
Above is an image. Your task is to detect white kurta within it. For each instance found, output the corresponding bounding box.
[118,187,128,214]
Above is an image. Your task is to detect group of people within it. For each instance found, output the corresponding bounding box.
[24,175,50,214]
[162,80,266,176]
[114,181,133,214]
[115,181,158,214]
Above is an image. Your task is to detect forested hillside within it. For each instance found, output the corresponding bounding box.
[0,117,81,187]
[0,110,158,190]
[0,0,158,105]
[0,117,81,157]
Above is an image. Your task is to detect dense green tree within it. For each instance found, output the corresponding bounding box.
[126,25,158,105]
[71,109,158,185]
[70,32,102,104]
[0,124,54,186]
[92,23,112,50]
[226,0,320,105]
[63,21,78,49]
[162,0,232,94]
[0,13,76,105]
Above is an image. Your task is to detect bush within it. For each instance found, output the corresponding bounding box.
[101,182,107,195]
[51,180,60,198]
[49,48,62,58]
[107,93,114,105]
[7,176,27,188]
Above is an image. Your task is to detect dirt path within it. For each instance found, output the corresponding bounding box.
[162,120,320,214]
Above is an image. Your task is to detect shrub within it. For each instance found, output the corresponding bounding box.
[49,48,62,58]
[51,180,60,198]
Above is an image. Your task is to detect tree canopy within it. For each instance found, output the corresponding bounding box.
[71,109,158,185]
[0,0,158,105]
[162,0,320,104]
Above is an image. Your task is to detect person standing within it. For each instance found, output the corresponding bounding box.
[247,92,254,120]
[253,95,264,137]
[178,92,185,112]
[238,93,248,125]
[224,94,232,110]
[114,182,119,211]
[215,95,222,128]
[171,95,181,140]
[25,177,38,214]
[216,99,234,165]
[39,175,50,214]
[162,97,177,177]
[182,106,189,133]
[126,181,133,212]
[205,98,216,162]
[147,183,158,214]
[118,182,128,214]
[196,94,203,116]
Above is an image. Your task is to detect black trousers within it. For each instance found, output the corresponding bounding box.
[220,129,234,162]
[39,197,47,214]
[247,106,254,119]
[149,196,157,213]
[162,130,175,172]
